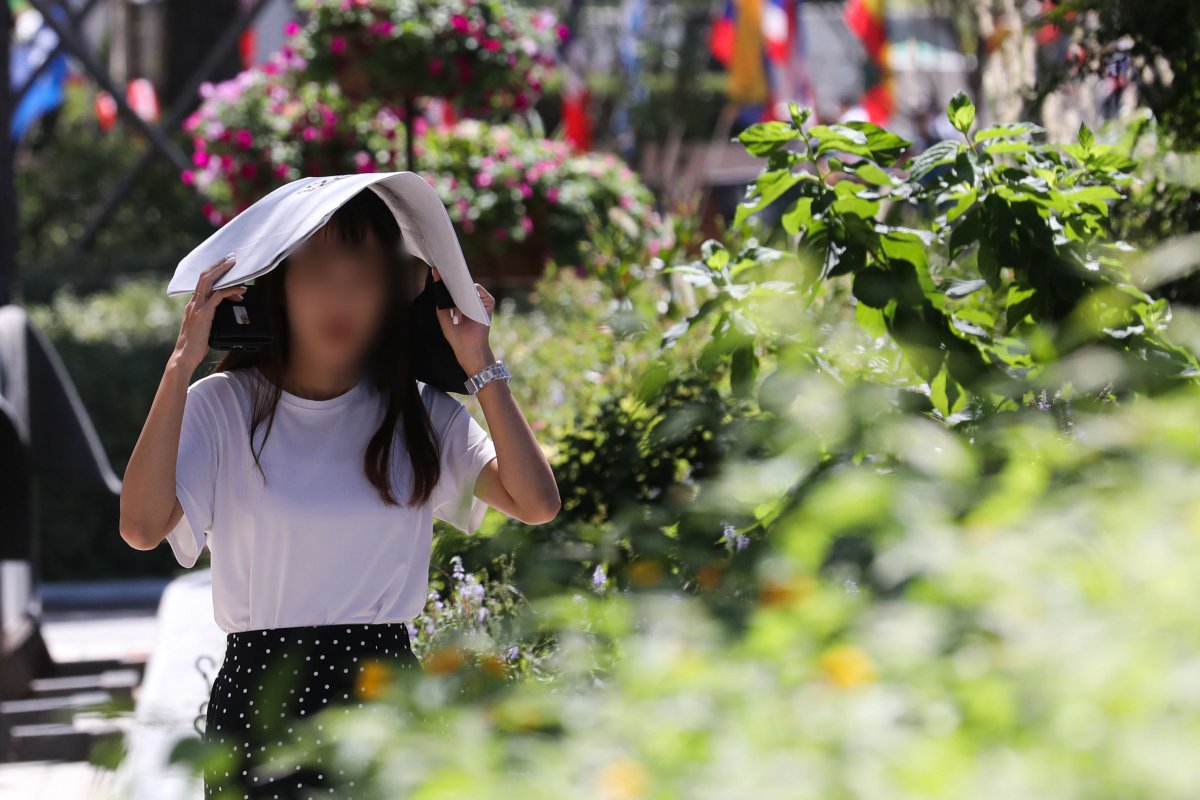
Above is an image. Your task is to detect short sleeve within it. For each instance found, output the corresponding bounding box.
[165,384,220,568]
[429,397,498,534]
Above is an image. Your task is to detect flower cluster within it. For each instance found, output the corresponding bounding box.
[292,0,561,116]
[419,119,670,271]
[181,48,368,225]
[404,555,527,675]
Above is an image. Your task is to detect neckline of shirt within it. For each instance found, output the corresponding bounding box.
[251,367,371,411]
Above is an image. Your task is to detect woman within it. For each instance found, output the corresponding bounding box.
[119,187,560,798]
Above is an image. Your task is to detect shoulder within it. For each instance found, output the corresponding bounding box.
[416,380,467,427]
[186,368,256,420]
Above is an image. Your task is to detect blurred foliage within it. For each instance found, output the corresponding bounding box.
[13,93,212,303]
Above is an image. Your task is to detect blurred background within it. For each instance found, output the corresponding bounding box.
[2,0,1200,797]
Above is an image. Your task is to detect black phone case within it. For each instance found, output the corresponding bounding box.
[209,283,273,351]
[411,271,469,394]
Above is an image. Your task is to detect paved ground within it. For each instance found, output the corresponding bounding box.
[0,609,157,800]
[1,572,224,800]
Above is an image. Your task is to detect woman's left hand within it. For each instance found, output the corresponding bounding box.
[431,267,497,375]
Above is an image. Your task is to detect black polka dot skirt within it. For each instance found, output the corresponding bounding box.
[202,621,419,799]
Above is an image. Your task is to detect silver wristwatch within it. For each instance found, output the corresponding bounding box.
[464,360,511,395]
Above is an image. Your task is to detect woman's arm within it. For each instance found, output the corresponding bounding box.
[119,255,245,549]
[432,270,560,525]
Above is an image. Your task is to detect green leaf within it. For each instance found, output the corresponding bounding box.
[734,168,812,227]
[905,141,961,183]
[852,266,896,309]
[810,122,912,167]
[945,278,988,299]
[930,364,968,417]
[781,197,815,236]
[855,300,889,338]
[845,160,895,186]
[974,122,1045,142]
[788,102,813,131]
[1077,122,1095,153]
[737,121,800,156]
[832,180,881,219]
[730,344,759,399]
[948,91,976,135]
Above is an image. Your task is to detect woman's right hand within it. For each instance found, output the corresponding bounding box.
[172,253,246,372]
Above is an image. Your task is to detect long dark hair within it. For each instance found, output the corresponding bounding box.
[213,187,442,507]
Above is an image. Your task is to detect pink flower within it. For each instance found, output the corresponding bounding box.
[451,15,469,32]
[303,126,318,141]
[519,182,533,199]
[354,151,373,172]
[476,172,493,188]
[547,187,559,203]
[193,150,210,167]
[482,38,501,52]
[370,20,394,36]
[283,20,300,37]
[557,24,570,40]
[235,129,253,148]
[428,57,444,75]
[520,216,534,234]
[330,35,346,55]
[181,169,194,185]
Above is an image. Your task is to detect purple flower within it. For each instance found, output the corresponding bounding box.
[722,522,749,552]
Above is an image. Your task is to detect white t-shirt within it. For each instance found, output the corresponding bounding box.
[164,367,498,634]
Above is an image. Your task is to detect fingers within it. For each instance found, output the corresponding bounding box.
[431,266,442,282]
[199,285,246,315]
[196,252,237,299]
[475,283,495,312]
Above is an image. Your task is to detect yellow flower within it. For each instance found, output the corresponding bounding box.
[426,645,466,675]
[757,574,817,607]
[481,653,507,678]
[819,644,877,688]
[355,659,390,700]
[595,757,649,800]
[629,560,663,588]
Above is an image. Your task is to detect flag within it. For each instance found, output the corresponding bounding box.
[711,0,813,121]
[763,0,815,117]
[10,5,68,142]
[709,1,737,66]
[844,0,892,124]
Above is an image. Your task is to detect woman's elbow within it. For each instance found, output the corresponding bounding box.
[520,490,561,526]
[119,517,165,551]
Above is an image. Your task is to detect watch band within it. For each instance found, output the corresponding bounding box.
[464,360,511,395]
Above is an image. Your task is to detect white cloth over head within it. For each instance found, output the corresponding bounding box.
[166,172,491,326]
